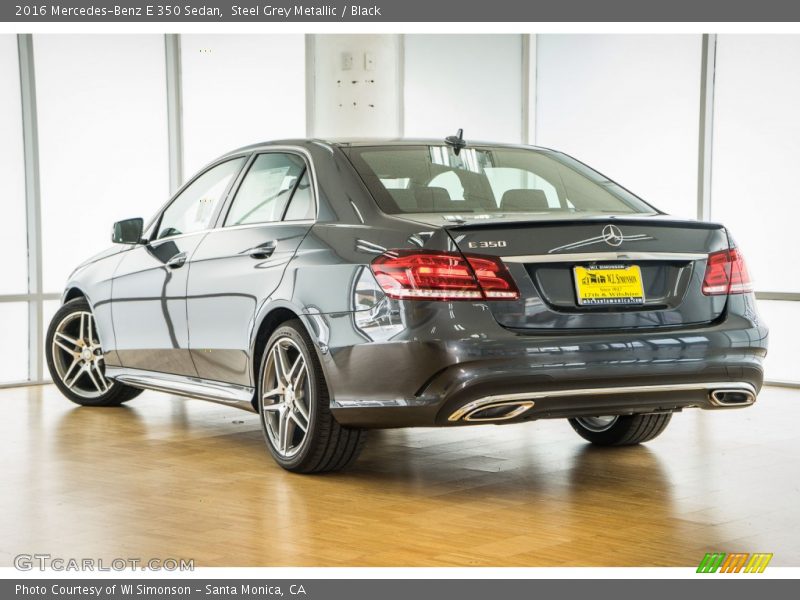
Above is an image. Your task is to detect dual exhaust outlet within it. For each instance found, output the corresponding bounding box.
[449,383,758,423]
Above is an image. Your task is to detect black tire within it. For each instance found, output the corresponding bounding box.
[257,320,366,474]
[45,298,142,407]
[568,413,672,446]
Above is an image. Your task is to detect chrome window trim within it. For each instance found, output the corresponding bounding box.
[211,219,315,233]
[143,229,210,247]
[447,381,757,421]
[501,251,708,264]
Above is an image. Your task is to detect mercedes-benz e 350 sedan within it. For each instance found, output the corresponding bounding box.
[46,136,768,473]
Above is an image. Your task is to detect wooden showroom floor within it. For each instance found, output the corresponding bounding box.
[1,384,798,567]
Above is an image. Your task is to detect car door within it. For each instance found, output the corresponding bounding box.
[111,156,247,376]
[186,151,316,386]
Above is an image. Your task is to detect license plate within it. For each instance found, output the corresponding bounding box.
[573,265,645,306]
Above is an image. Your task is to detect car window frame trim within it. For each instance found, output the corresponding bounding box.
[344,144,660,217]
[216,147,320,229]
[144,152,252,242]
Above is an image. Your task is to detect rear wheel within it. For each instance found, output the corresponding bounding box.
[568,413,672,446]
[257,320,366,473]
[45,298,142,406]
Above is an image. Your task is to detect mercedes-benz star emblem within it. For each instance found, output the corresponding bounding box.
[602,224,624,247]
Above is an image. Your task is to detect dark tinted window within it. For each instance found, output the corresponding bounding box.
[347,145,656,215]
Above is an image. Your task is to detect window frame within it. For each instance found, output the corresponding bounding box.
[344,144,659,217]
[220,149,318,228]
[144,152,251,243]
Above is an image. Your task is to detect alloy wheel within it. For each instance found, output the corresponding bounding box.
[51,311,113,398]
[574,415,619,433]
[261,337,312,459]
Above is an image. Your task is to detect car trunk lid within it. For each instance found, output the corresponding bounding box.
[440,215,730,331]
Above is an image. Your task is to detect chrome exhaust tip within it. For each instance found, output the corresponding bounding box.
[451,400,535,422]
[709,388,756,407]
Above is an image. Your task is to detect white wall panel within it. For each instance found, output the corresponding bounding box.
[35,34,169,293]
[536,35,702,219]
[404,34,522,143]
[312,34,400,139]
[0,303,28,382]
[711,36,800,293]
[757,300,798,383]
[181,35,306,177]
[0,35,28,295]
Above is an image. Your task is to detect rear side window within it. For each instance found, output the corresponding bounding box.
[346,145,655,216]
[283,171,315,221]
[225,153,312,226]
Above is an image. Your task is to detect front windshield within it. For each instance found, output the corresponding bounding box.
[346,145,658,216]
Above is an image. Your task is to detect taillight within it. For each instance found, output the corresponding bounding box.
[702,248,753,295]
[370,250,520,301]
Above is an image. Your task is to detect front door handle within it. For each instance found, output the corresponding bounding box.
[166,252,187,269]
[248,241,277,259]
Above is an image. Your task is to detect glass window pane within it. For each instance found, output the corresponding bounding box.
[35,35,170,292]
[0,35,28,295]
[756,300,799,383]
[349,145,654,215]
[283,171,315,221]
[181,35,306,177]
[225,154,305,226]
[485,168,560,209]
[536,35,702,219]
[711,36,800,293]
[0,303,29,383]
[404,35,522,143]
[157,158,245,239]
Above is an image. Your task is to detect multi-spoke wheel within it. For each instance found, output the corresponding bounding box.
[261,337,311,458]
[257,320,366,473]
[45,298,142,406]
[568,413,672,446]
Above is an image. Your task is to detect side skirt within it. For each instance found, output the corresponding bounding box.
[105,366,256,412]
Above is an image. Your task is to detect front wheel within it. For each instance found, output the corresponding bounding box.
[257,320,366,473]
[568,413,672,446]
[45,298,142,406]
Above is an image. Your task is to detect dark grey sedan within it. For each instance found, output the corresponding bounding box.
[45,136,768,473]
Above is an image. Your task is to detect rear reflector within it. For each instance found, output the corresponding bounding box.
[702,248,754,295]
[371,250,520,301]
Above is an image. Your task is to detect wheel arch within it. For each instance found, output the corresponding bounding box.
[62,286,88,304]
[250,302,322,410]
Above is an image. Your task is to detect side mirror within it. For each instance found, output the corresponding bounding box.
[111,218,144,244]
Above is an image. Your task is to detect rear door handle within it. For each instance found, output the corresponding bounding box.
[248,241,277,259]
[166,252,187,269]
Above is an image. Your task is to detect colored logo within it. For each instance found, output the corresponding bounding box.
[697,552,773,573]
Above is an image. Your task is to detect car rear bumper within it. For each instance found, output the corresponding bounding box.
[332,378,762,428]
[321,308,768,429]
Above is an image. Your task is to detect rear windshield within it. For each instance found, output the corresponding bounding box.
[346,145,657,216]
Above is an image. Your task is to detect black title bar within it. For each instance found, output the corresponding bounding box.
[3,578,796,600]
[4,0,800,22]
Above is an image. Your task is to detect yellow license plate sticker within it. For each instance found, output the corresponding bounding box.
[574,265,645,306]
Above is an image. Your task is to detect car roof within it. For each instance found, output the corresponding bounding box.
[226,138,549,156]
